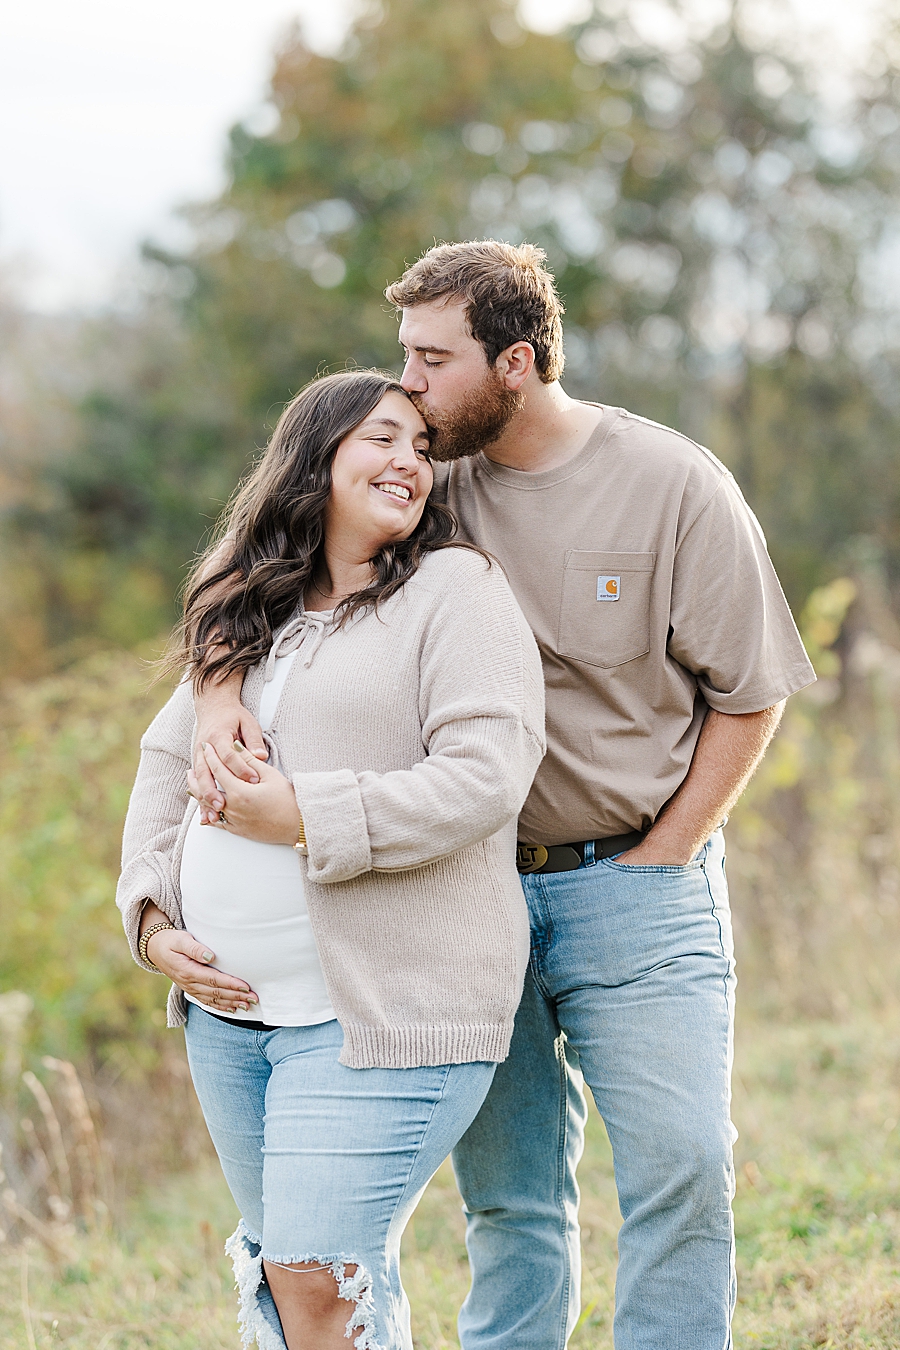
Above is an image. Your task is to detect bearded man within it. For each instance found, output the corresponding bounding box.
[192,240,815,1349]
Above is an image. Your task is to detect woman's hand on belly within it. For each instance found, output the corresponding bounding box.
[147,926,259,1013]
[190,742,303,846]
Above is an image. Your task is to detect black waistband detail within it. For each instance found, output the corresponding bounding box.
[201,1008,281,1031]
[517,830,645,874]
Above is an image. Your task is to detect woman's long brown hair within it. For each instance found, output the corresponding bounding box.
[170,370,477,689]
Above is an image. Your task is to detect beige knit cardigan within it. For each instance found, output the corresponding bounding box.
[117,548,546,1069]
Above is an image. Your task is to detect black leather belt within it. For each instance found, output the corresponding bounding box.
[516,831,645,875]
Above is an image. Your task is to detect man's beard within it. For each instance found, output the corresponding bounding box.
[411,370,525,463]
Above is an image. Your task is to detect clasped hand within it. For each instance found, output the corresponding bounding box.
[187,741,304,846]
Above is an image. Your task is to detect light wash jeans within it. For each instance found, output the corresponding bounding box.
[184,1006,495,1350]
[452,830,737,1350]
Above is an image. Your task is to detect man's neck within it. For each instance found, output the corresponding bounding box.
[482,381,604,474]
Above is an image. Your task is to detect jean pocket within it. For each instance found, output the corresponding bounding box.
[600,855,706,875]
[557,550,655,668]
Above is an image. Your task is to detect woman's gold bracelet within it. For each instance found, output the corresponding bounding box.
[139,920,175,970]
[293,815,308,856]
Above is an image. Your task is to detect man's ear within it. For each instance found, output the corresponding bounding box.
[497,341,535,390]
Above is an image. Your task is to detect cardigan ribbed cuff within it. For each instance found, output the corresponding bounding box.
[338,1022,512,1069]
[292,769,372,883]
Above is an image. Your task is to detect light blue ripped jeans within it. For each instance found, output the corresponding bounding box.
[184,1006,495,1350]
[452,830,737,1350]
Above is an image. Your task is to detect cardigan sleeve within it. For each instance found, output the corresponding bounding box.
[293,554,546,882]
[116,679,195,968]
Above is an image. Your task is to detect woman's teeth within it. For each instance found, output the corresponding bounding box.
[375,483,411,501]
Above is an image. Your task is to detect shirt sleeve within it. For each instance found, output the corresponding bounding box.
[115,679,194,966]
[292,554,546,883]
[667,474,816,713]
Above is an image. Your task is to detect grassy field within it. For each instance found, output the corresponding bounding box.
[2,624,899,1348]
[3,1010,900,1350]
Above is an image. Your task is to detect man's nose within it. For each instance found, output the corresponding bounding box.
[400,359,427,393]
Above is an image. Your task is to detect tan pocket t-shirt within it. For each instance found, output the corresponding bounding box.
[558,550,656,668]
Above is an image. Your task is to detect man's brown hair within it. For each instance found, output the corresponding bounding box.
[385,240,565,384]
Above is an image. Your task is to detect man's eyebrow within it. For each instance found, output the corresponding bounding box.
[400,343,455,355]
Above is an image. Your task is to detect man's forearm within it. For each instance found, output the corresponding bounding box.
[194,667,245,723]
[621,702,785,865]
[191,668,268,816]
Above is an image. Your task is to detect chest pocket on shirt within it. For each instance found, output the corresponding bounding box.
[557,551,656,668]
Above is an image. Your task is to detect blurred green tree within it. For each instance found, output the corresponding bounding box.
[8,0,900,657]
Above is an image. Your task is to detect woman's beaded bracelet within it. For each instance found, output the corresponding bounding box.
[139,920,175,970]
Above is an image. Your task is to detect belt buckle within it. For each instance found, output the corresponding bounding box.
[516,843,549,874]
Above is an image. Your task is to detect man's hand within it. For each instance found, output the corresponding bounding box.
[140,903,258,1012]
[614,703,785,866]
[194,742,304,846]
[192,672,267,824]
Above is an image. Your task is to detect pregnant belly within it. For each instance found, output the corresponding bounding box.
[179,815,323,994]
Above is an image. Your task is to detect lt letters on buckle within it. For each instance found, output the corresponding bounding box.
[516,843,549,874]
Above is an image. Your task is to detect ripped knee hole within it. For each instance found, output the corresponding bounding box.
[266,1259,359,1279]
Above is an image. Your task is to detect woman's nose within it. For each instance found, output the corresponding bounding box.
[391,445,420,472]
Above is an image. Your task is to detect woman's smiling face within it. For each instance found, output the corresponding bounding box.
[326,390,433,553]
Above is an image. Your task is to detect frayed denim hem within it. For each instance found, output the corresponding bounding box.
[225,1222,286,1350]
[225,1219,381,1349]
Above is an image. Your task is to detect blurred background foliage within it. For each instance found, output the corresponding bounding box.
[5,0,900,662]
[1,0,900,1184]
[3,6,900,1341]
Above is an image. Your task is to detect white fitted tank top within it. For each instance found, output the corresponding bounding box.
[180,649,336,1026]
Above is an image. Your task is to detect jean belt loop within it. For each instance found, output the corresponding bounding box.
[582,838,596,867]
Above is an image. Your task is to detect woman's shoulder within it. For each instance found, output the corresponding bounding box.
[409,546,528,631]
[412,545,500,589]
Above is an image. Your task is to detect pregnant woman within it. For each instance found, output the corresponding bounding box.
[116,370,545,1350]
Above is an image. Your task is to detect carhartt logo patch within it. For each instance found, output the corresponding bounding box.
[597,575,620,601]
